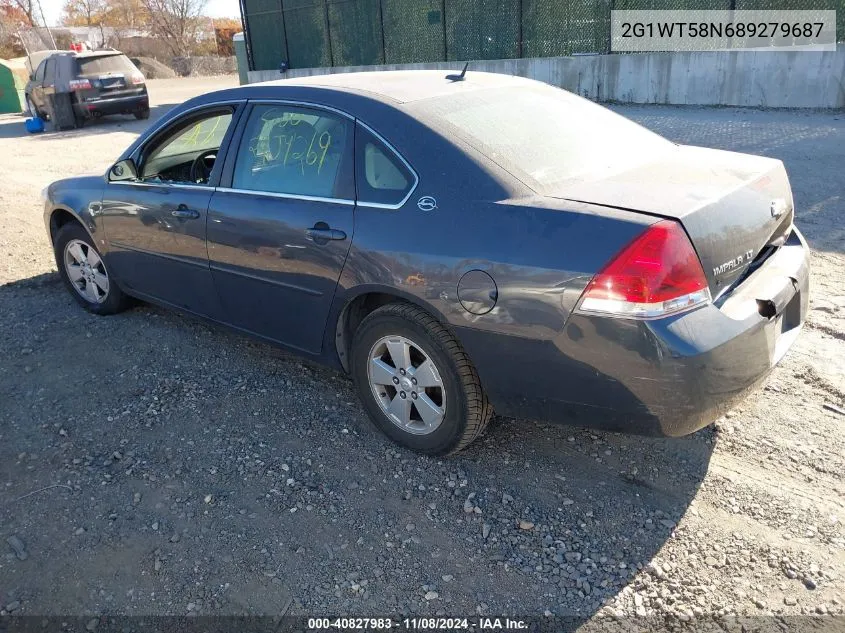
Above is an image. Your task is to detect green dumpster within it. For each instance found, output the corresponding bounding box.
[0,58,28,114]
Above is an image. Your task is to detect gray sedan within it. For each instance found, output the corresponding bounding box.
[42,71,809,454]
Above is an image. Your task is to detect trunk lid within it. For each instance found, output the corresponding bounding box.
[548,145,794,294]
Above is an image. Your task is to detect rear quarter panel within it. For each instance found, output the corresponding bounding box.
[331,192,657,412]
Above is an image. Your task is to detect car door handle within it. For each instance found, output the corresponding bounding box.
[171,205,200,219]
[305,226,347,242]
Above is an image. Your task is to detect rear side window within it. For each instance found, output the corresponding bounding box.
[355,125,415,207]
[34,60,46,81]
[232,104,354,200]
[76,54,138,77]
[44,59,55,83]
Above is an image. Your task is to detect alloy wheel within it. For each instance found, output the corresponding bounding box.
[367,335,446,435]
[64,239,109,304]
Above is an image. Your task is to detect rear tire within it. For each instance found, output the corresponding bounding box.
[53,222,130,315]
[350,302,492,455]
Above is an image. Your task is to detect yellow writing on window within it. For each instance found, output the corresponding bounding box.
[249,129,332,175]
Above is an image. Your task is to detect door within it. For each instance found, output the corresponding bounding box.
[101,105,241,318]
[208,102,355,353]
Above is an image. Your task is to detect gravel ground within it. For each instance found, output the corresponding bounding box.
[0,77,843,624]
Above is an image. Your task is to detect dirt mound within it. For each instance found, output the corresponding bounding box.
[131,57,176,79]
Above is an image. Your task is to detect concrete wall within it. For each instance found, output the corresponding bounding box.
[247,45,845,109]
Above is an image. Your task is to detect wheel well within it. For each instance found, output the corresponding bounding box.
[335,292,426,373]
[49,209,83,243]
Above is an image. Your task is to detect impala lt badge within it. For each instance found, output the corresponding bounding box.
[770,198,788,218]
[713,249,755,277]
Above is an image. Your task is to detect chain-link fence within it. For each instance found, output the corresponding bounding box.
[240,0,844,71]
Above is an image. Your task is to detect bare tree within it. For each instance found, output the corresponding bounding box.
[140,0,207,56]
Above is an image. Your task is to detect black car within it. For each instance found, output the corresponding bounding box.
[26,50,149,128]
[42,71,809,455]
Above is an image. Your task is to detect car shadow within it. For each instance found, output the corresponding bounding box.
[0,271,714,618]
[0,102,181,140]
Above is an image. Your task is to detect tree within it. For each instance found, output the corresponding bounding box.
[2,0,34,27]
[62,0,107,27]
[103,0,146,30]
[0,0,31,57]
[139,0,208,56]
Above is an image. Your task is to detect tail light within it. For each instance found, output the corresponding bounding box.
[130,73,145,85]
[577,220,711,318]
[68,79,92,91]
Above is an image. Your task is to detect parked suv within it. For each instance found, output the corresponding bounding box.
[25,50,149,129]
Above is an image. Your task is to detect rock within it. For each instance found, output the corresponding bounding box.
[482,523,491,539]
[424,591,439,601]
[784,596,798,606]
[754,598,766,609]
[74,527,85,536]
[6,535,28,561]
[405,524,415,532]
[705,556,718,567]
[518,520,534,530]
[86,617,99,631]
[565,552,582,564]
[463,494,476,514]
[442,575,454,582]
[5,601,20,612]
[803,577,817,590]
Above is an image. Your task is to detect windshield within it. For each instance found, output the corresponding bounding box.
[75,54,138,77]
[409,84,675,192]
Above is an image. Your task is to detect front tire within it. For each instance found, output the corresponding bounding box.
[350,302,492,455]
[54,222,130,315]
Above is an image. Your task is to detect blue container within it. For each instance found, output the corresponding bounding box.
[25,117,45,133]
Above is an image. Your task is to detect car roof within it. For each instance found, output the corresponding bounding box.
[254,70,539,104]
[44,50,124,59]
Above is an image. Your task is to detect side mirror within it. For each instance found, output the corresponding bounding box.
[109,159,138,182]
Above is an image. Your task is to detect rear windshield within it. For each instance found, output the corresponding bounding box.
[75,54,138,77]
[408,84,674,192]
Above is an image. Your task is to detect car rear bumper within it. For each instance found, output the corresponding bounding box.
[458,226,810,436]
[75,93,148,117]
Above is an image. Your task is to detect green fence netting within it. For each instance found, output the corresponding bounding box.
[241,0,845,71]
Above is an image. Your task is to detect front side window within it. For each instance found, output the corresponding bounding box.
[140,109,234,185]
[355,125,415,207]
[233,104,353,200]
